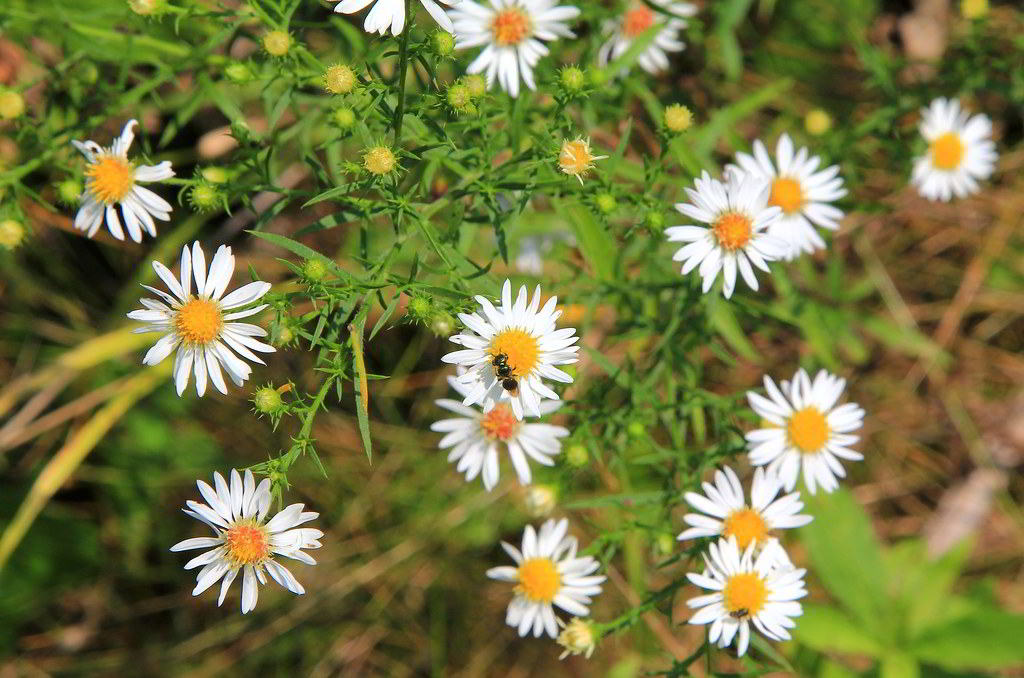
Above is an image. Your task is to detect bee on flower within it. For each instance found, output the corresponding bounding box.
[170,469,323,614]
[127,241,275,397]
[911,97,997,202]
[686,536,807,656]
[71,120,174,242]
[665,170,786,298]
[487,518,606,638]
[449,0,581,97]
[597,0,696,75]
[441,279,579,420]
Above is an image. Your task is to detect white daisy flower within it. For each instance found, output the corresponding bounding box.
[440,279,579,420]
[333,0,458,36]
[597,0,696,75]
[686,536,807,657]
[431,377,569,490]
[450,0,581,98]
[170,469,323,614]
[71,119,175,243]
[726,133,847,260]
[665,171,786,298]
[745,368,866,495]
[487,518,606,638]
[127,241,275,397]
[678,466,812,549]
[911,97,997,202]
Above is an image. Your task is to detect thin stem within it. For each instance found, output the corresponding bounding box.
[393,0,413,145]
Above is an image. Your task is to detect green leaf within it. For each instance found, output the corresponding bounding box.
[880,651,919,678]
[559,201,617,281]
[349,304,373,463]
[707,299,760,363]
[802,490,891,633]
[885,539,970,639]
[909,607,1024,670]
[793,603,883,656]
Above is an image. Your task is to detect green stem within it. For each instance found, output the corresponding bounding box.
[393,0,413,145]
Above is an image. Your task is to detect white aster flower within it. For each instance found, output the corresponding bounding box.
[450,0,580,98]
[431,376,569,490]
[746,368,866,495]
[666,171,786,298]
[333,0,458,35]
[170,469,323,614]
[127,241,275,397]
[678,466,812,549]
[726,133,847,260]
[597,0,696,75]
[71,119,175,242]
[911,97,997,202]
[686,536,807,657]
[487,518,606,638]
[441,279,579,420]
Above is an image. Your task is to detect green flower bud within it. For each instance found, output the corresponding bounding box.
[595,193,618,214]
[262,30,291,57]
[189,182,223,213]
[323,63,357,94]
[560,66,585,93]
[301,257,329,282]
[664,104,693,133]
[431,30,456,57]
[407,296,432,320]
[463,74,486,98]
[252,385,285,415]
[201,167,230,184]
[225,62,254,84]
[0,91,25,120]
[565,444,589,467]
[56,178,83,206]
[333,106,357,128]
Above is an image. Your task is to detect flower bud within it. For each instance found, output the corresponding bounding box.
[323,63,357,94]
[262,30,291,57]
[0,91,25,120]
[804,108,832,136]
[664,104,693,133]
[0,219,26,251]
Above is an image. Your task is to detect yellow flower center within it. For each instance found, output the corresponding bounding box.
[224,523,270,566]
[86,154,135,205]
[787,406,829,453]
[723,572,767,618]
[712,212,753,251]
[722,508,769,550]
[517,557,560,603]
[174,298,223,345]
[480,403,521,441]
[492,8,531,46]
[558,139,597,178]
[770,177,805,214]
[623,4,656,37]
[931,132,965,170]
[490,328,540,376]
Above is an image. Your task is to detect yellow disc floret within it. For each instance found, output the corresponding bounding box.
[787,406,829,453]
[770,177,805,214]
[558,138,601,182]
[175,298,223,345]
[931,132,965,170]
[712,212,753,251]
[722,508,769,549]
[723,572,767,618]
[490,328,540,376]
[492,8,531,46]
[86,154,136,205]
[224,523,271,566]
[517,557,560,603]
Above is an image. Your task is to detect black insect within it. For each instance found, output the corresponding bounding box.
[492,352,513,378]
[729,608,748,619]
[501,377,519,394]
